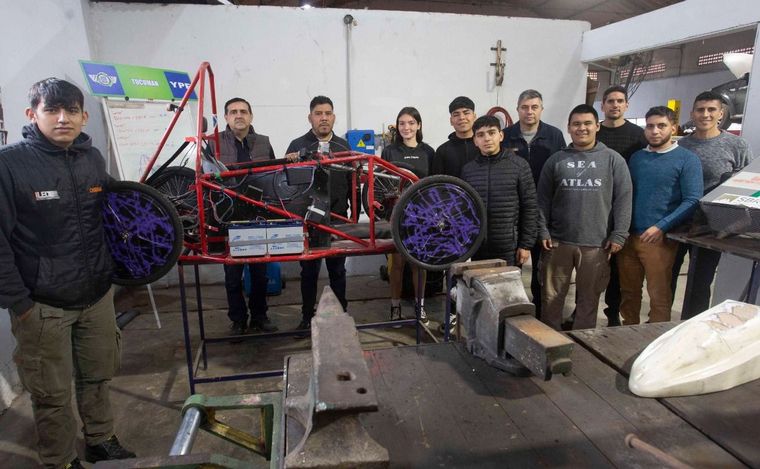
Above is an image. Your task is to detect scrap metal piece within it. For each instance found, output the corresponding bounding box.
[284,286,389,468]
[452,260,573,379]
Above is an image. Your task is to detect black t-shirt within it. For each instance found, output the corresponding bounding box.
[597,120,647,162]
[381,141,435,178]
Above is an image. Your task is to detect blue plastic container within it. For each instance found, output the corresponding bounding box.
[244,262,283,297]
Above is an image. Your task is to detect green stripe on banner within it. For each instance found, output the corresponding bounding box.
[751,190,760,197]
[80,60,196,101]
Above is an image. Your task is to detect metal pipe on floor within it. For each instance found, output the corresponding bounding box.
[170,407,203,456]
[625,433,693,469]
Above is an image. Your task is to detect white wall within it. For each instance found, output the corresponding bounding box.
[0,0,107,148]
[88,4,589,154]
[0,0,103,413]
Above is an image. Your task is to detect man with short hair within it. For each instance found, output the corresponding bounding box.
[219,98,278,335]
[596,85,647,327]
[431,96,477,334]
[0,78,134,469]
[619,106,702,325]
[286,96,352,332]
[432,96,477,178]
[671,91,753,319]
[502,89,565,317]
[597,85,647,162]
[461,115,538,266]
[538,104,632,331]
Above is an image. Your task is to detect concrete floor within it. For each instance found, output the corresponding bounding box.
[0,261,688,468]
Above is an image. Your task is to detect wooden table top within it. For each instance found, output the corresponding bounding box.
[285,323,756,467]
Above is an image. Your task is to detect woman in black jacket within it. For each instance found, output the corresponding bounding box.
[381,107,435,324]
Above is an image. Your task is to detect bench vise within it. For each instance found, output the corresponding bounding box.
[451,259,574,380]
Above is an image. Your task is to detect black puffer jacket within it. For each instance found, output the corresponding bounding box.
[461,150,538,263]
[0,124,113,316]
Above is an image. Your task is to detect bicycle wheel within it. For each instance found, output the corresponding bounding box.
[104,181,184,285]
[390,175,485,271]
[362,162,417,221]
[146,166,199,239]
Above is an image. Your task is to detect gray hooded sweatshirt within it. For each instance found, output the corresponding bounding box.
[538,141,632,247]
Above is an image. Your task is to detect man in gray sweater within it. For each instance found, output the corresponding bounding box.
[670,91,753,319]
[538,104,632,330]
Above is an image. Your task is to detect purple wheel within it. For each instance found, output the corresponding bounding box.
[390,175,485,271]
[103,181,183,285]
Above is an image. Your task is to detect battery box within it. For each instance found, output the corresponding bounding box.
[228,220,304,257]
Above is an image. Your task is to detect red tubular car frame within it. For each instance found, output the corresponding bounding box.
[139,62,418,265]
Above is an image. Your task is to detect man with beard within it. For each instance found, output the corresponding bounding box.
[286,96,352,333]
[618,106,702,325]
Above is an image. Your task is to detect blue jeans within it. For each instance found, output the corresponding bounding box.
[224,263,268,324]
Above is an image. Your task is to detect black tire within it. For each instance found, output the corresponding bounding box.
[719,103,732,130]
[273,166,315,201]
[390,175,486,271]
[146,166,199,240]
[361,162,417,221]
[104,181,184,285]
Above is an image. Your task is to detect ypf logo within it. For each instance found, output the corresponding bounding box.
[88,72,118,87]
[164,71,197,100]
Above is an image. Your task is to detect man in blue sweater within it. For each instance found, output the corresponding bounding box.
[619,106,703,325]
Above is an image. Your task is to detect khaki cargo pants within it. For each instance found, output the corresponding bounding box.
[540,242,610,331]
[9,289,121,469]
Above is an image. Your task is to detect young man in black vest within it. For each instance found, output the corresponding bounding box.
[219,97,278,335]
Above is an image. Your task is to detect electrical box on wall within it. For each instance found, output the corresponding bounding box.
[346,130,375,154]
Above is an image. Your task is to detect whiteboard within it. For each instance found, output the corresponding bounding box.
[104,99,197,181]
